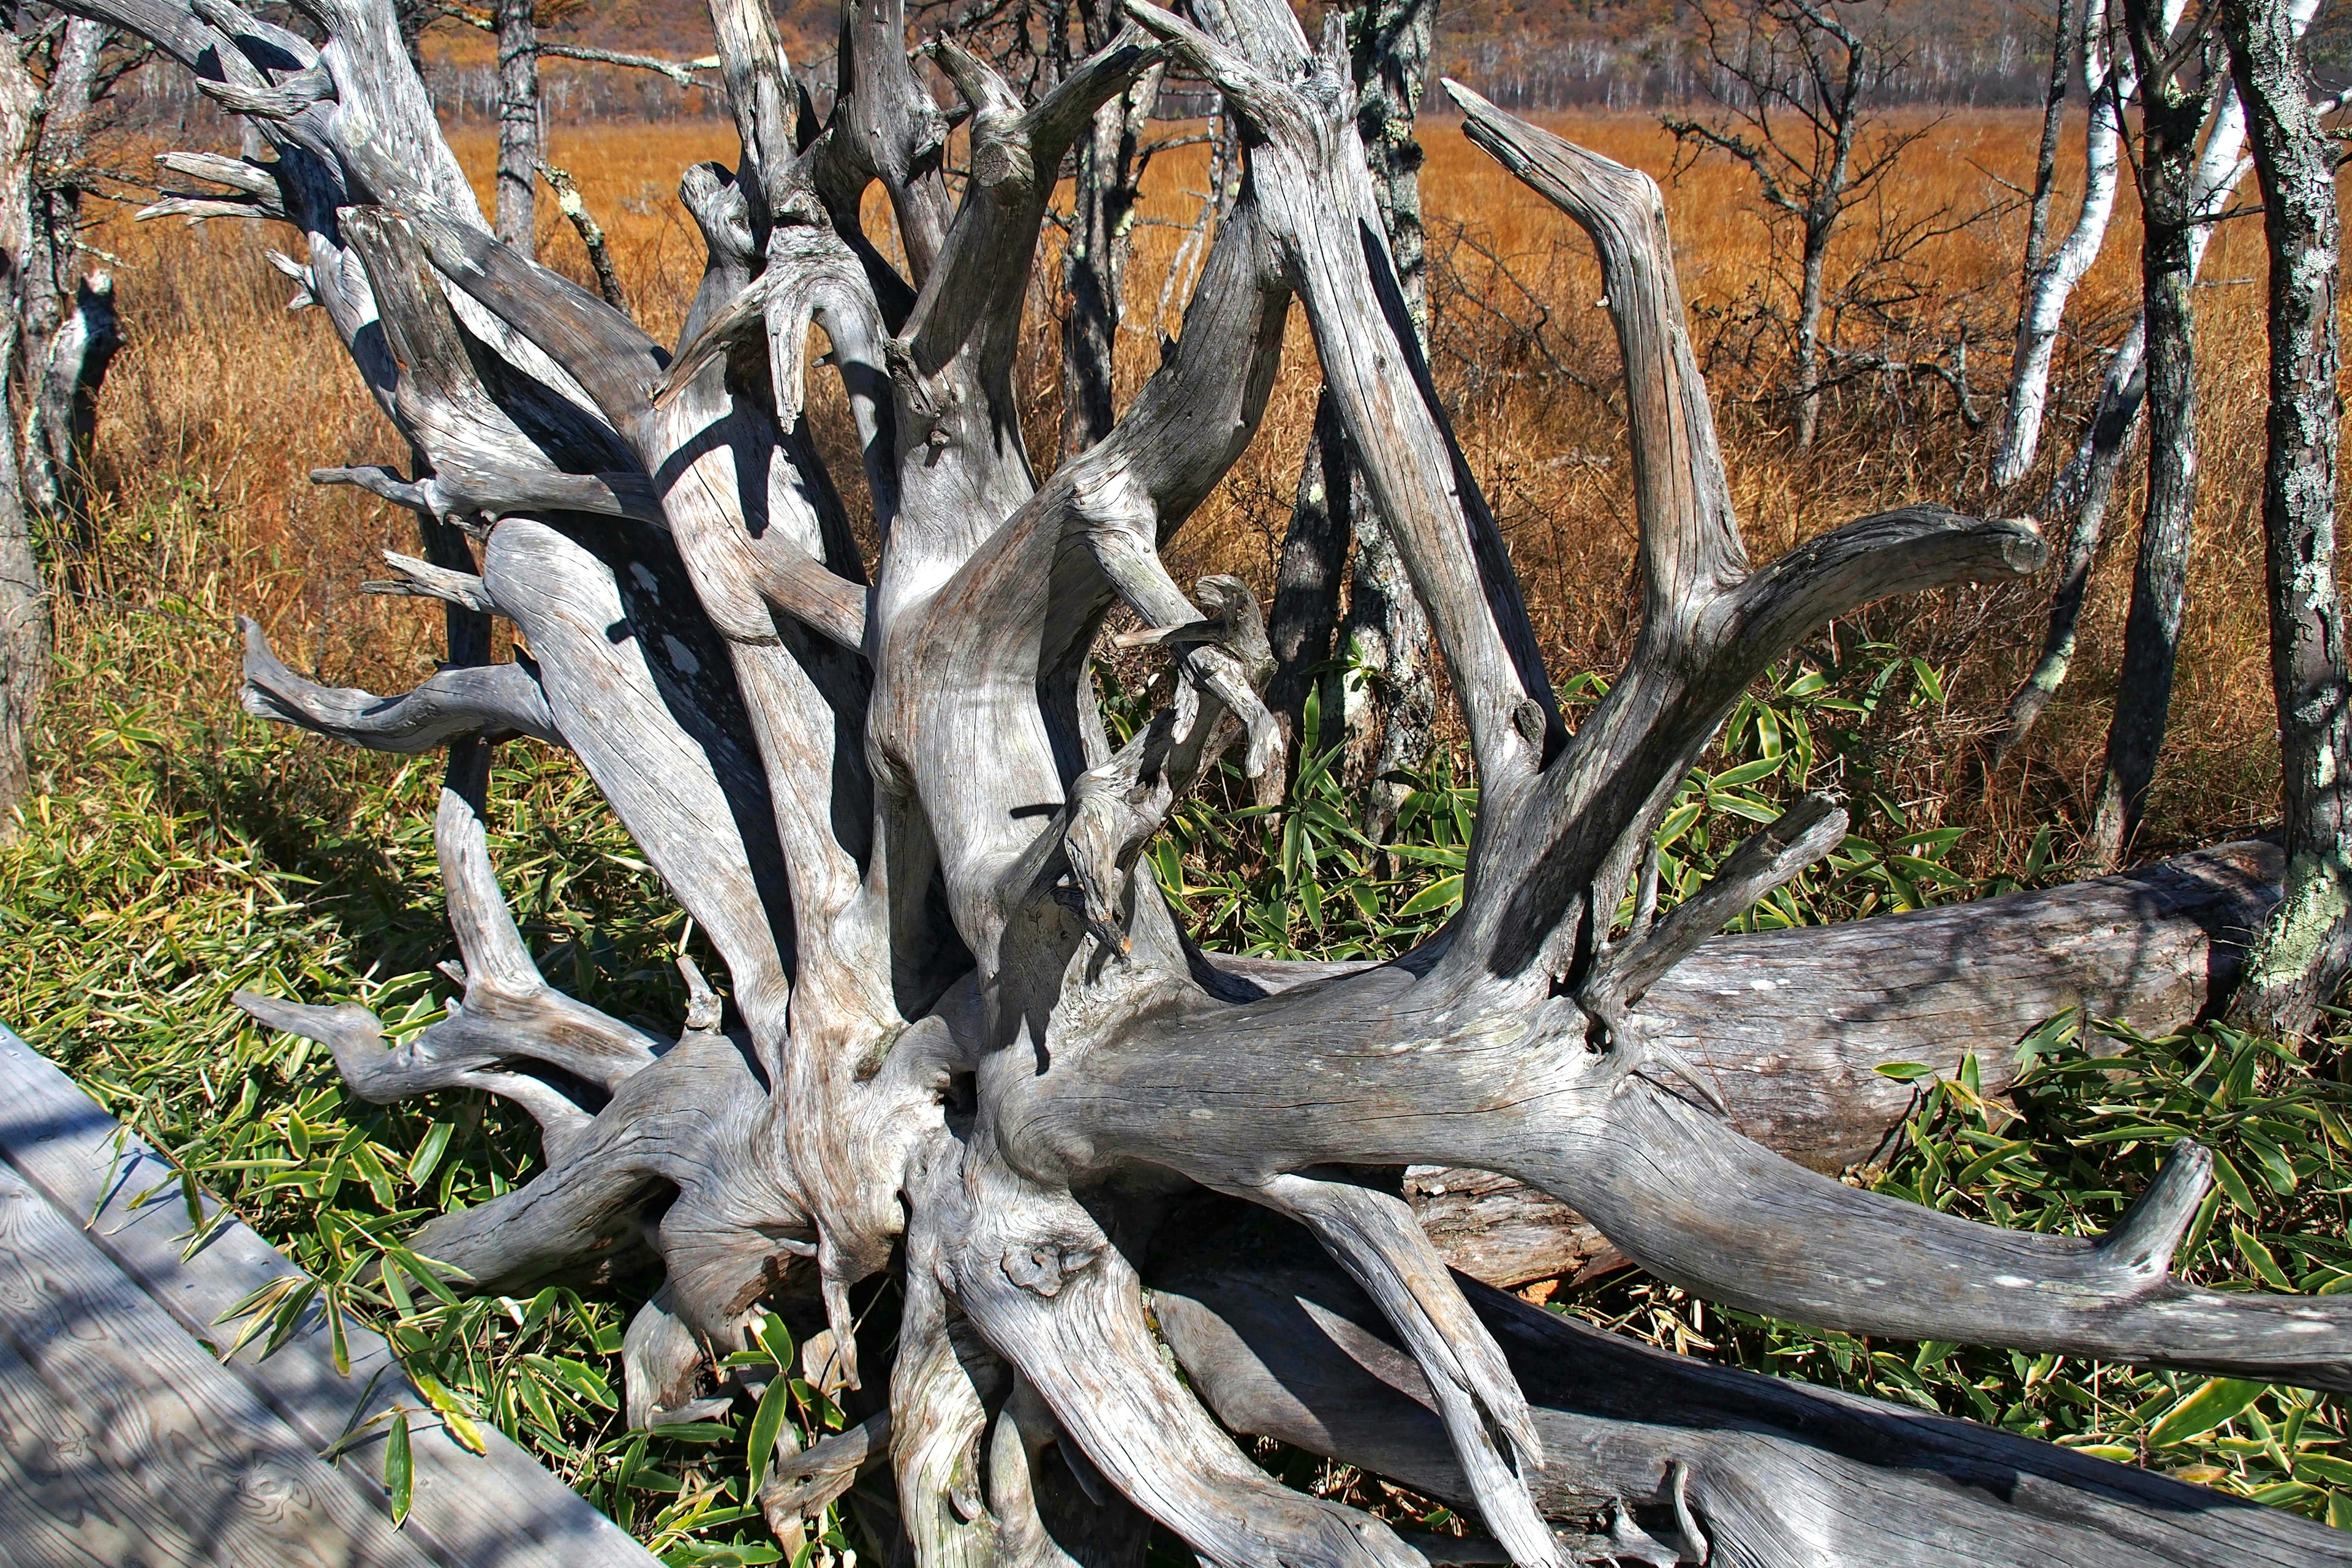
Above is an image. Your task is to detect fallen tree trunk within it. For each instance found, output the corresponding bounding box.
[1150,1216,2352,1567]
[1394,839,2280,1285]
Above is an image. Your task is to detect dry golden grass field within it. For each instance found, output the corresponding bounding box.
[53,102,2291,869]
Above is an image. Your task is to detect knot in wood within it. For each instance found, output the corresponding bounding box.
[771,186,828,229]
[1001,1242,1097,1297]
[968,123,1033,191]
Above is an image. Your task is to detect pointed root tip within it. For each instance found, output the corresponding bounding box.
[1668,1460,1709,1565]
[2101,1139,2214,1275]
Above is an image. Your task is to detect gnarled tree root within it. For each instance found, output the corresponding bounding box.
[1150,1218,2352,1568]
[1522,1080,2352,1392]
[1392,837,2283,1289]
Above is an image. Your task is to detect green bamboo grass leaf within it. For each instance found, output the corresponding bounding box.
[412,1371,488,1455]
[406,1120,453,1186]
[517,1367,562,1436]
[2234,1226,2296,1292]
[754,1313,794,1373]
[1711,754,1785,790]
[745,1373,794,1494]
[1394,873,1461,918]
[647,1421,736,1442]
[2147,1379,2269,1447]
[349,1139,396,1207]
[385,1411,413,1524]
[1953,1139,2032,1188]
[554,1357,617,1409]
[2209,1149,2264,1218]
[2296,1453,2352,1485]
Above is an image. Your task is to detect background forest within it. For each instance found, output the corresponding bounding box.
[6,0,2352,1561]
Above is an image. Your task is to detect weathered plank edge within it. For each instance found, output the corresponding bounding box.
[0,1161,443,1568]
[0,1024,661,1568]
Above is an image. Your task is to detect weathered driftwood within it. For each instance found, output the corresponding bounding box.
[1148,1216,2352,1568]
[1408,837,2280,1284]
[77,0,2352,1563]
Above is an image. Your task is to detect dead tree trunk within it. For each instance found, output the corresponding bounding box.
[0,29,41,819]
[1666,0,1905,453]
[1994,0,2326,768]
[2089,0,2220,869]
[0,15,123,816]
[1267,0,1436,827]
[1336,0,1436,830]
[22,17,117,549]
[494,0,537,255]
[69,1,2352,1564]
[2220,0,2352,1037]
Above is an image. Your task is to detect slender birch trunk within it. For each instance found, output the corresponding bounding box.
[494,0,537,256]
[1992,1,2320,764]
[1793,209,1836,447]
[2016,0,2075,291]
[0,32,41,820]
[1994,0,2128,489]
[2221,0,2352,1036]
[2088,0,2215,869]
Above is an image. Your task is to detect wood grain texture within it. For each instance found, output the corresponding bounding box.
[0,1162,438,1568]
[1149,1221,2352,1568]
[1403,837,2282,1286]
[0,1026,660,1568]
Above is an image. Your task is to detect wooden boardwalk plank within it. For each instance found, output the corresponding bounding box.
[0,1163,440,1568]
[0,1320,236,1567]
[0,1027,660,1568]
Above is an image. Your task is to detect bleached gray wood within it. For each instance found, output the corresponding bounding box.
[0,1162,441,1568]
[241,617,564,753]
[0,1025,660,1568]
[760,1411,890,1526]
[1149,1232,2352,1568]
